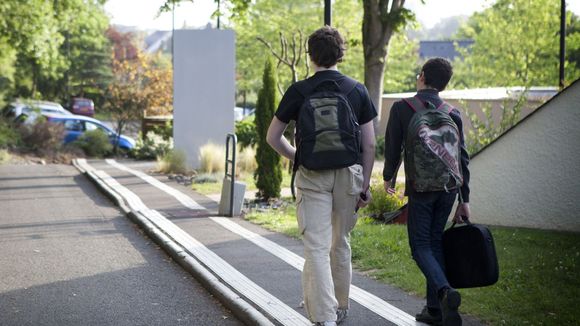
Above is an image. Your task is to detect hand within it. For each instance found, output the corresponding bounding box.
[453,202,471,224]
[384,180,396,195]
[357,188,372,210]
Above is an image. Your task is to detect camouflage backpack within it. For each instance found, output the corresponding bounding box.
[403,96,463,192]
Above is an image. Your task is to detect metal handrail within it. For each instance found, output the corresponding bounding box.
[225,133,237,217]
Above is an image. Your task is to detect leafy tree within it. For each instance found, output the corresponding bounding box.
[453,0,580,88]
[159,0,251,17]
[106,53,148,152]
[105,28,172,148]
[0,0,64,99]
[232,0,364,98]
[254,58,282,199]
[0,0,111,106]
[384,33,419,93]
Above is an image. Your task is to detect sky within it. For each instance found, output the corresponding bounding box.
[104,0,580,31]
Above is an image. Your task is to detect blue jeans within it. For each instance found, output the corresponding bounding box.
[407,191,457,311]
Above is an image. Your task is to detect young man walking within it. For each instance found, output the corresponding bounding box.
[267,26,376,326]
[383,58,471,326]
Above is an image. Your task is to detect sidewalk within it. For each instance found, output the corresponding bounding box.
[73,158,483,326]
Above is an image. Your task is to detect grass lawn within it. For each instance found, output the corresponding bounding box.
[191,169,292,195]
[245,206,580,325]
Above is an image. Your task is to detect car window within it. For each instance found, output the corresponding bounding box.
[63,119,83,131]
[84,121,109,134]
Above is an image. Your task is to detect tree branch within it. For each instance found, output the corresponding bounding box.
[256,36,292,66]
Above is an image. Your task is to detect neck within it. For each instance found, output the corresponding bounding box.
[314,64,338,72]
[417,85,439,92]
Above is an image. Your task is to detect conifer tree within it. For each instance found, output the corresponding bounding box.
[254,58,282,199]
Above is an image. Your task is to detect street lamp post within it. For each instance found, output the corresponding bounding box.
[559,0,566,89]
[325,0,331,26]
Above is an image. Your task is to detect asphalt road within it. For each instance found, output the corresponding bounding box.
[0,163,242,326]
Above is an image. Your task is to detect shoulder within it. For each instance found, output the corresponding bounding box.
[446,105,464,127]
[392,99,411,110]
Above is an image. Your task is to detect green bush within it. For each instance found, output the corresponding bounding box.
[254,58,282,200]
[359,178,407,217]
[0,119,20,149]
[131,132,173,160]
[151,120,173,140]
[235,116,257,149]
[465,92,526,155]
[157,149,188,175]
[74,129,112,158]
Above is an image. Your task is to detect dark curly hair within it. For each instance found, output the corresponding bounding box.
[307,26,346,68]
[421,58,453,91]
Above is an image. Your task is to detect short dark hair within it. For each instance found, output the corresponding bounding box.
[307,26,346,68]
[421,58,453,91]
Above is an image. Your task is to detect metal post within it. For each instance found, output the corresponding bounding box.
[559,0,566,89]
[217,0,221,29]
[324,0,331,26]
[225,133,237,217]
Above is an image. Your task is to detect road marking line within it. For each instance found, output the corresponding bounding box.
[86,162,310,326]
[105,159,205,210]
[107,160,425,326]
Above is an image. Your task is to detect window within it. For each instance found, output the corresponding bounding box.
[64,120,83,131]
[85,121,98,131]
[84,122,110,135]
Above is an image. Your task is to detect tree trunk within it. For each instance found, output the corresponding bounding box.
[362,0,405,134]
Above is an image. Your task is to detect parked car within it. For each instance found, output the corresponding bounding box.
[70,97,95,117]
[234,107,255,121]
[2,100,72,122]
[45,114,136,151]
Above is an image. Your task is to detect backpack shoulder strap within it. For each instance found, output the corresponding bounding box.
[338,77,358,95]
[437,101,454,114]
[295,77,358,98]
[294,80,315,98]
[402,96,427,112]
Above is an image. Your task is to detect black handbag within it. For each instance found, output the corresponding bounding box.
[442,219,499,288]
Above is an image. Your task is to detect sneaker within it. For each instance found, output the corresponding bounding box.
[415,306,442,325]
[313,322,337,326]
[440,288,462,326]
[336,308,349,324]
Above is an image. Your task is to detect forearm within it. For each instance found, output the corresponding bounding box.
[266,117,295,161]
[359,121,375,190]
[361,144,374,190]
[382,104,403,181]
[268,135,295,161]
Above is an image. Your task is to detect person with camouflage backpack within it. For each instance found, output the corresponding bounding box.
[382,58,471,326]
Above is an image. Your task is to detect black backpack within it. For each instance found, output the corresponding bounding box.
[290,78,360,199]
[293,78,360,171]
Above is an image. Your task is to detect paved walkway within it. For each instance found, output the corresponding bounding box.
[73,158,484,326]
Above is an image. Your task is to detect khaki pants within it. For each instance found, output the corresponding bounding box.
[295,164,363,322]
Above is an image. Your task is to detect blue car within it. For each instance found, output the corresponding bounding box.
[45,114,136,151]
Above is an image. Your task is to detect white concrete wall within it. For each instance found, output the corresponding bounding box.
[469,81,580,231]
[173,29,235,168]
[379,94,549,137]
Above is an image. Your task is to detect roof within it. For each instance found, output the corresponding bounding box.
[419,40,474,60]
[382,87,558,101]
